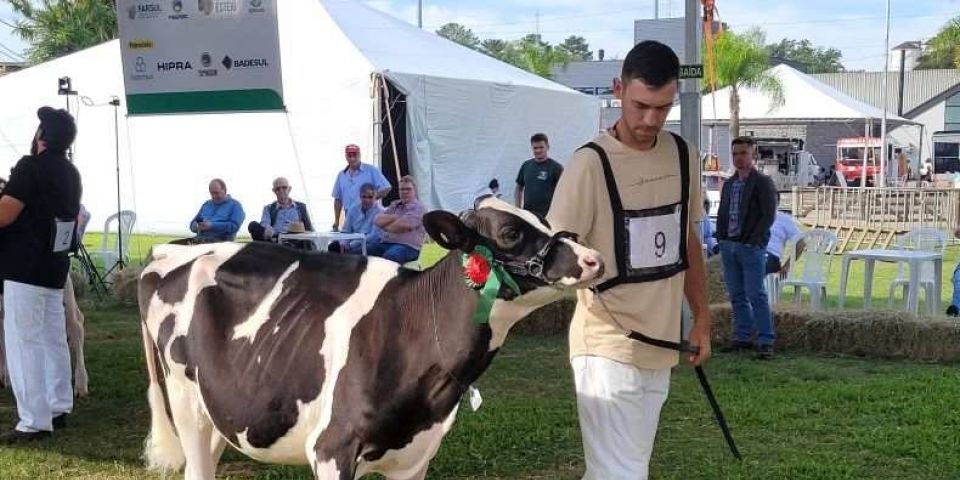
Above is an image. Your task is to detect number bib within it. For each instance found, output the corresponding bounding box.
[580,133,691,292]
[626,204,682,270]
[51,218,77,254]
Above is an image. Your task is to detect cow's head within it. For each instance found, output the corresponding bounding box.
[424,196,604,296]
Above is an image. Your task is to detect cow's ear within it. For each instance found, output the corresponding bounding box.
[424,210,475,252]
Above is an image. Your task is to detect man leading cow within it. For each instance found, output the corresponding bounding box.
[548,40,712,479]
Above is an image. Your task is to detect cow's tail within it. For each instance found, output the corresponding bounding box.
[141,290,185,471]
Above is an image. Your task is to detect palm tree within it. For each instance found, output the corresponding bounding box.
[917,16,960,70]
[513,36,573,79]
[711,29,785,140]
[6,0,118,63]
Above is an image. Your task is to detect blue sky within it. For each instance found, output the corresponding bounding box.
[1,0,959,70]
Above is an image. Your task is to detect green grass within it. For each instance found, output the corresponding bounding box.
[780,243,960,313]
[1,304,960,479]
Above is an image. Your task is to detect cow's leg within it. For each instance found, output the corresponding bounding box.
[63,278,88,397]
[210,433,227,468]
[167,379,217,480]
[384,464,429,480]
[312,430,360,480]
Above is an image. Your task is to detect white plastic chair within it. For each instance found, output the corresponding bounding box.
[96,210,136,274]
[887,228,947,313]
[780,229,838,310]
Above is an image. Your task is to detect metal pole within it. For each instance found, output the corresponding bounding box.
[897,49,906,116]
[879,0,891,188]
[862,120,869,190]
[110,97,124,271]
[680,0,701,152]
[654,0,659,19]
[417,0,422,29]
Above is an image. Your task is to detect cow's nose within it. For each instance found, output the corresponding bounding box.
[580,252,604,279]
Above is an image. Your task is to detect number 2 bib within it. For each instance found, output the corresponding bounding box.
[580,133,691,293]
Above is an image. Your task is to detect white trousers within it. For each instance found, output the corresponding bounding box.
[3,280,73,432]
[572,356,671,480]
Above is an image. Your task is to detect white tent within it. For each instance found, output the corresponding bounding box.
[668,64,914,124]
[0,0,599,235]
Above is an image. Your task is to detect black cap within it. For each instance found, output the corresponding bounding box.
[37,106,77,154]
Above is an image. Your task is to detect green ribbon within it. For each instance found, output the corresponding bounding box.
[463,245,522,324]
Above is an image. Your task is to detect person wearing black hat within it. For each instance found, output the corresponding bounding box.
[0,107,82,444]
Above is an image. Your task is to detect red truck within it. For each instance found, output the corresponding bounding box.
[835,137,883,186]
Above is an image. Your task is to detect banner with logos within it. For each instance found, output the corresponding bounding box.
[117,0,284,114]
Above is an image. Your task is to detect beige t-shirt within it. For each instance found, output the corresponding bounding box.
[547,129,702,370]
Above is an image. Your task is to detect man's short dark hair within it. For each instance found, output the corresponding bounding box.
[36,106,76,155]
[359,182,376,196]
[731,136,757,147]
[211,178,226,190]
[530,133,549,144]
[621,41,680,88]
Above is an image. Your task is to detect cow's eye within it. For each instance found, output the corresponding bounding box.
[501,227,522,245]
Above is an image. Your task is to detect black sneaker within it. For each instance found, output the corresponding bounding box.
[720,340,753,353]
[0,429,51,445]
[947,305,958,317]
[756,344,775,360]
[52,413,68,430]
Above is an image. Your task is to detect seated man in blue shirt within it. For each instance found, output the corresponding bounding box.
[186,178,245,243]
[248,177,313,242]
[330,183,382,254]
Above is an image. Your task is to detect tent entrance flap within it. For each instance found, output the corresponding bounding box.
[379,78,409,205]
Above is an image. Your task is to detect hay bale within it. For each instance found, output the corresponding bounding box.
[710,304,960,362]
[705,255,728,305]
[111,266,143,306]
[514,299,576,336]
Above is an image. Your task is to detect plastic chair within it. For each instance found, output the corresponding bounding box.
[764,271,783,308]
[780,229,838,310]
[96,210,136,274]
[887,228,947,313]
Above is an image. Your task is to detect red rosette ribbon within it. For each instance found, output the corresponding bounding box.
[463,251,492,288]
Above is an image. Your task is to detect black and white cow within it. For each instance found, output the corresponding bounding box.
[138,197,603,480]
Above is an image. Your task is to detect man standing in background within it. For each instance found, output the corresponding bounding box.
[515,133,563,218]
[332,144,391,231]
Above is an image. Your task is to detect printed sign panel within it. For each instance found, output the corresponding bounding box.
[117,0,284,114]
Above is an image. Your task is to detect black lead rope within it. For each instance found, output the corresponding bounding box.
[593,289,742,461]
[627,330,742,461]
[630,331,741,460]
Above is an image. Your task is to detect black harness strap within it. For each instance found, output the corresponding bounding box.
[581,133,691,292]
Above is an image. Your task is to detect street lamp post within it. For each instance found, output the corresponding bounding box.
[879,0,891,188]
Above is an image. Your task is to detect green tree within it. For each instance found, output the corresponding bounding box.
[435,22,480,50]
[710,29,785,140]
[480,38,521,65]
[767,38,844,73]
[917,16,960,69]
[6,0,118,63]
[559,35,592,61]
[513,35,573,79]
